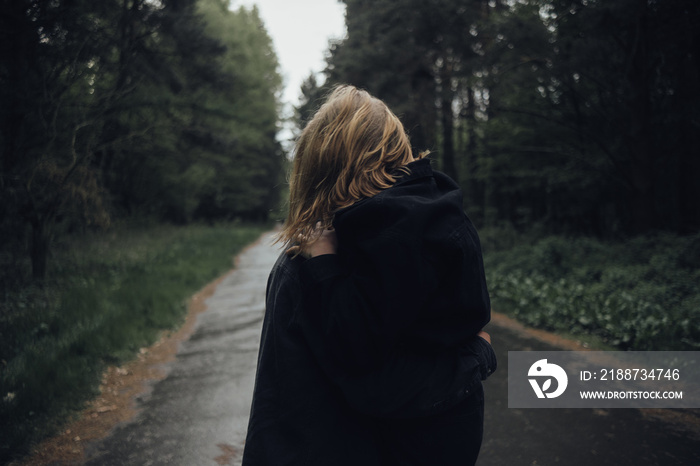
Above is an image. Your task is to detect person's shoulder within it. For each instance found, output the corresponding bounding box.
[380,158,462,209]
[269,250,305,285]
[267,251,305,309]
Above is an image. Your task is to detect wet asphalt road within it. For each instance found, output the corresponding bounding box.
[84,232,278,466]
[479,327,700,466]
[83,232,700,466]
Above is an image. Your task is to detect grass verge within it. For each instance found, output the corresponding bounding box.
[0,222,267,463]
[480,228,700,351]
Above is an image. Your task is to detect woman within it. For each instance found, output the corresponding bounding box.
[242,85,496,465]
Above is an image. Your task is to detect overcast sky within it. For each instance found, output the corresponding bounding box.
[235,0,347,107]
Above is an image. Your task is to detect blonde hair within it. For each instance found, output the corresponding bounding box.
[280,85,419,255]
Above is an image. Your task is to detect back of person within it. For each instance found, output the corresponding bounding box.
[242,85,496,466]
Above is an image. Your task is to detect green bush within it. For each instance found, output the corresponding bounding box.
[0,223,266,463]
[482,231,700,351]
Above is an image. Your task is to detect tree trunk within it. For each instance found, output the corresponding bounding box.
[463,86,482,215]
[676,14,700,233]
[30,218,51,281]
[439,65,457,182]
[441,97,457,182]
[626,3,655,233]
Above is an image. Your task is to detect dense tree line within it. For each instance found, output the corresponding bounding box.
[302,0,699,238]
[0,0,283,281]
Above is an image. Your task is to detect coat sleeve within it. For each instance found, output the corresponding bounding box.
[296,233,496,418]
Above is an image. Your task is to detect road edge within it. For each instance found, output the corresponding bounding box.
[11,232,269,466]
[489,310,700,441]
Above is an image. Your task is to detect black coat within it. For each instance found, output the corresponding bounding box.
[242,158,496,465]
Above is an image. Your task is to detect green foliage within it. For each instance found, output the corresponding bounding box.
[0,223,266,462]
[483,232,700,351]
[322,0,700,236]
[186,1,284,222]
[295,74,333,137]
[0,0,284,280]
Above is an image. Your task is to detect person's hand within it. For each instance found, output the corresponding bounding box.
[304,224,338,258]
[477,330,491,345]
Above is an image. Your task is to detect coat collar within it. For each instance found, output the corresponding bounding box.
[393,157,433,186]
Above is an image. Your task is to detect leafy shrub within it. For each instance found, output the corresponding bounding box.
[482,231,700,351]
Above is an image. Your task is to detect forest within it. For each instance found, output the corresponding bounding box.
[1,0,699,462]
[301,0,700,239]
[1,0,283,283]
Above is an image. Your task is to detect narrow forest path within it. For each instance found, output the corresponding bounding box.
[81,232,278,466]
